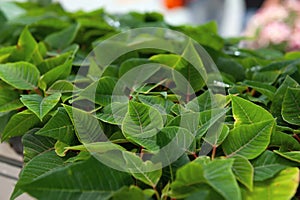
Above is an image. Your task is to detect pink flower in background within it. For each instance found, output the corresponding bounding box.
[260,21,291,44]
[257,5,288,22]
[243,0,300,51]
[286,0,300,12]
[289,29,300,50]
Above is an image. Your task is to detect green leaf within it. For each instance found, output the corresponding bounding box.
[96,102,128,125]
[11,151,67,200]
[171,158,241,200]
[123,152,162,187]
[150,54,205,92]
[54,140,69,157]
[22,133,56,163]
[47,80,75,94]
[0,61,40,90]
[270,131,300,151]
[176,22,224,50]
[242,168,299,200]
[203,123,229,147]
[36,107,75,144]
[198,108,230,138]
[9,26,43,64]
[37,52,72,75]
[271,76,299,122]
[231,95,274,126]
[40,58,73,88]
[232,155,253,191]
[79,76,117,106]
[1,110,41,141]
[45,23,80,49]
[0,88,23,112]
[122,101,163,151]
[251,151,296,181]
[274,150,300,163]
[186,90,227,112]
[19,156,133,200]
[63,104,105,144]
[20,93,61,121]
[242,80,276,100]
[119,58,151,77]
[222,119,275,159]
[112,186,148,200]
[282,87,300,126]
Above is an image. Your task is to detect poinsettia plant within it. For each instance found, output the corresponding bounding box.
[0,1,300,200]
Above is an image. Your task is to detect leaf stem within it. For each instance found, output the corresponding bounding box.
[211,145,217,160]
[293,133,300,143]
[34,87,43,96]
[153,186,160,200]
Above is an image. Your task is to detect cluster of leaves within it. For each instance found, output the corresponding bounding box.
[0,1,300,200]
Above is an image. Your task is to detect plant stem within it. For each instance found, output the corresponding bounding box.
[153,186,160,200]
[293,133,300,143]
[34,87,43,96]
[211,145,217,160]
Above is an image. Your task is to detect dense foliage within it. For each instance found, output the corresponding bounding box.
[1,1,300,200]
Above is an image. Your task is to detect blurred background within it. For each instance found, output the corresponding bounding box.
[2,0,247,37]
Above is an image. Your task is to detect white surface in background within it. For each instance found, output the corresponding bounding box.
[56,0,192,25]
[55,0,245,36]
[0,143,33,200]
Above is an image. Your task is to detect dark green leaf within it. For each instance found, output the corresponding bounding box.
[282,87,300,126]
[1,110,41,141]
[19,156,133,200]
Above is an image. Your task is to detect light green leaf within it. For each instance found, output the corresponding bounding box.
[274,150,300,163]
[20,93,61,121]
[231,95,274,126]
[282,87,300,126]
[47,80,74,94]
[171,158,241,200]
[122,101,163,151]
[1,110,41,141]
[36,107,75,144]
[222,119,275,159]
[242,168,299,200]
[54,140,69,157]
[0,61,40,90]
[19,156,133,200]
[232,155,253,191]
[251,150,295,181]
[123,152,162,187]
[65,142,126,153]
